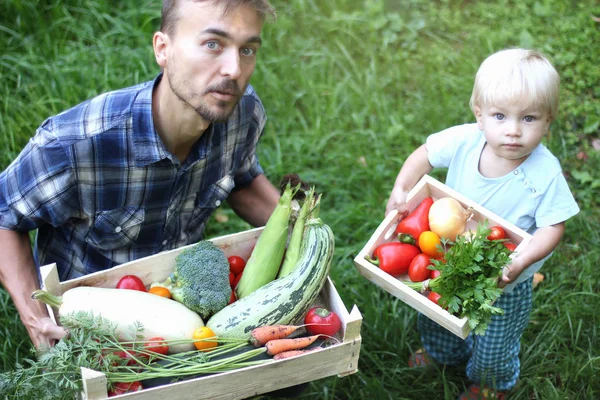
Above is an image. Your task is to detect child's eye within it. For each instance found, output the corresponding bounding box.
[523,116,536,122]
[494,113,505,120]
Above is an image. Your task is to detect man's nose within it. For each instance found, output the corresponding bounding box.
[220,49,242,80]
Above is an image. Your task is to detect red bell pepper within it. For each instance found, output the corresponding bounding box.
[395,197,434,244]
[365,242,421,276]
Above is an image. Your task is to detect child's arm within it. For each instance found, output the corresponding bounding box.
[498,222,565,288]
[385,144,433,216]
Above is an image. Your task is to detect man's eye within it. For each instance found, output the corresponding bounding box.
[494,113,505,120]
[241,47,256,57]
[205,41,220,50]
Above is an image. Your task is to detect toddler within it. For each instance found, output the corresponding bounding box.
[385,48,580,399]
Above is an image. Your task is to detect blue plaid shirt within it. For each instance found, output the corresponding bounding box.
[0,74,266,281]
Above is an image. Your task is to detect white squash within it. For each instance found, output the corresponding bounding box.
[35,286,204,353]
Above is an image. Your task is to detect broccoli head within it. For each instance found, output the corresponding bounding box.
[162,241,232,320]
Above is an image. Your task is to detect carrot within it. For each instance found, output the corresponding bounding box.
[273,347,322,360]
[249,324,304,346]
[265,335,320,356]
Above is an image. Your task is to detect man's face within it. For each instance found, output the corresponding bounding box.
[160,1,264,122]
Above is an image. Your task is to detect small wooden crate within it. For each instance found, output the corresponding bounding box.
[40,227,362,400]
[353,175,531,339]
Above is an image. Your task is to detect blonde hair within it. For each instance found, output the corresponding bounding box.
[469,48,560,120]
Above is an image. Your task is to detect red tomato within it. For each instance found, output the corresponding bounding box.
[233,272,243,288]
[229,271,235,287]
[228,255,246,276]
[112,350,139,366]
[408,254,432,282]
[108,381,143,397]
[229,290,236,304]
[143,337,168,356]
[487,226,506,241]
[427,291,442,306]
[116,275,147,292]
[304,307,342,337]
[429,268,441,279]
[504,242,517,252]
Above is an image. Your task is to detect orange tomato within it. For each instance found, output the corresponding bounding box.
[148,286,171,299]
[418,231,444,258]
[193,326,218,352]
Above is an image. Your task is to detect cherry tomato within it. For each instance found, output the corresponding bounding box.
[108,381,143,397]
[229,271,235,287]
[193,326,218,352]
[116,275,147,292]
[229,291,236,304]
[427,291,442,306]
[143,336,169,356]
[418,231,444,258]
[408,254,432,282]
[228,255,246,276]
[504,242,517,252]
[304,306,342,337]
[487,226,506,241]
[429,268,441,279]
[148,286,171,298]
[112,349,139,366]
[233,272,243,288]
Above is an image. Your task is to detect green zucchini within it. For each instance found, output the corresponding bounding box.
[207,218,334,339]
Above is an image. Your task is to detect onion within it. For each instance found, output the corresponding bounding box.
[428,197,471,241]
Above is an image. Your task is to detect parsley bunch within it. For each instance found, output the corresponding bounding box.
[427,222,512,335]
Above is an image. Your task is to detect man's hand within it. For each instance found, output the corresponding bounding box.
[30,317,68,351]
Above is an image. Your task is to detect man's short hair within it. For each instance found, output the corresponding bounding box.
[160,0,276,36]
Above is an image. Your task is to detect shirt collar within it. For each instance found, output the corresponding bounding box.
[132,73,174,167]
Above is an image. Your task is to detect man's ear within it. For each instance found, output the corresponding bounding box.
[153,31,169,68]
[474,106,484,130]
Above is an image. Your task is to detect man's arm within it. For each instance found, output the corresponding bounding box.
[227,174,280,227]
[0,229,67,349]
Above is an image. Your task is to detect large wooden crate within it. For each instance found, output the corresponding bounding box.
[353,175,531,339]
[40,227,362,400]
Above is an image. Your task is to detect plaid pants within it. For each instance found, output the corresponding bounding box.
[418,278,533,391]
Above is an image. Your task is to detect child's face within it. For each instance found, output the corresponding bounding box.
[475,101,551,164]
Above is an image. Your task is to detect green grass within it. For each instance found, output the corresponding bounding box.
[1,0,599,398]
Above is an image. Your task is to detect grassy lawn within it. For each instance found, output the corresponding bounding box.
[1,0,599,398]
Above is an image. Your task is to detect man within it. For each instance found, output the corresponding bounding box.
[0,0,279,350]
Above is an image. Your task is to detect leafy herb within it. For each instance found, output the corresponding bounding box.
[405,221,512,335]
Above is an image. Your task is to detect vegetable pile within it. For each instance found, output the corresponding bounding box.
[366,196,521,335]
[2,175,342,398]
[404,223,513,335]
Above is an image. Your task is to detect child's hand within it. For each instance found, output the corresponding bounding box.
[498,257,528,288]
[385,187,409,217]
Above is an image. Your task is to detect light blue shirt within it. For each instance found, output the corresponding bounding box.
[426,123,580,292]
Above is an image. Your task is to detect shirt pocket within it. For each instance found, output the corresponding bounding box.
[86,206,145,251]
[185,175,235,238]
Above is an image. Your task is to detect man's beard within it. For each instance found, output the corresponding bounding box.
[169,74,243,122]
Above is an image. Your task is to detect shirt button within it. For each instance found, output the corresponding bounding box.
[215,200,221,207]
[115,226,122,233]
[162,240,168,246]
[514,170,519,175]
